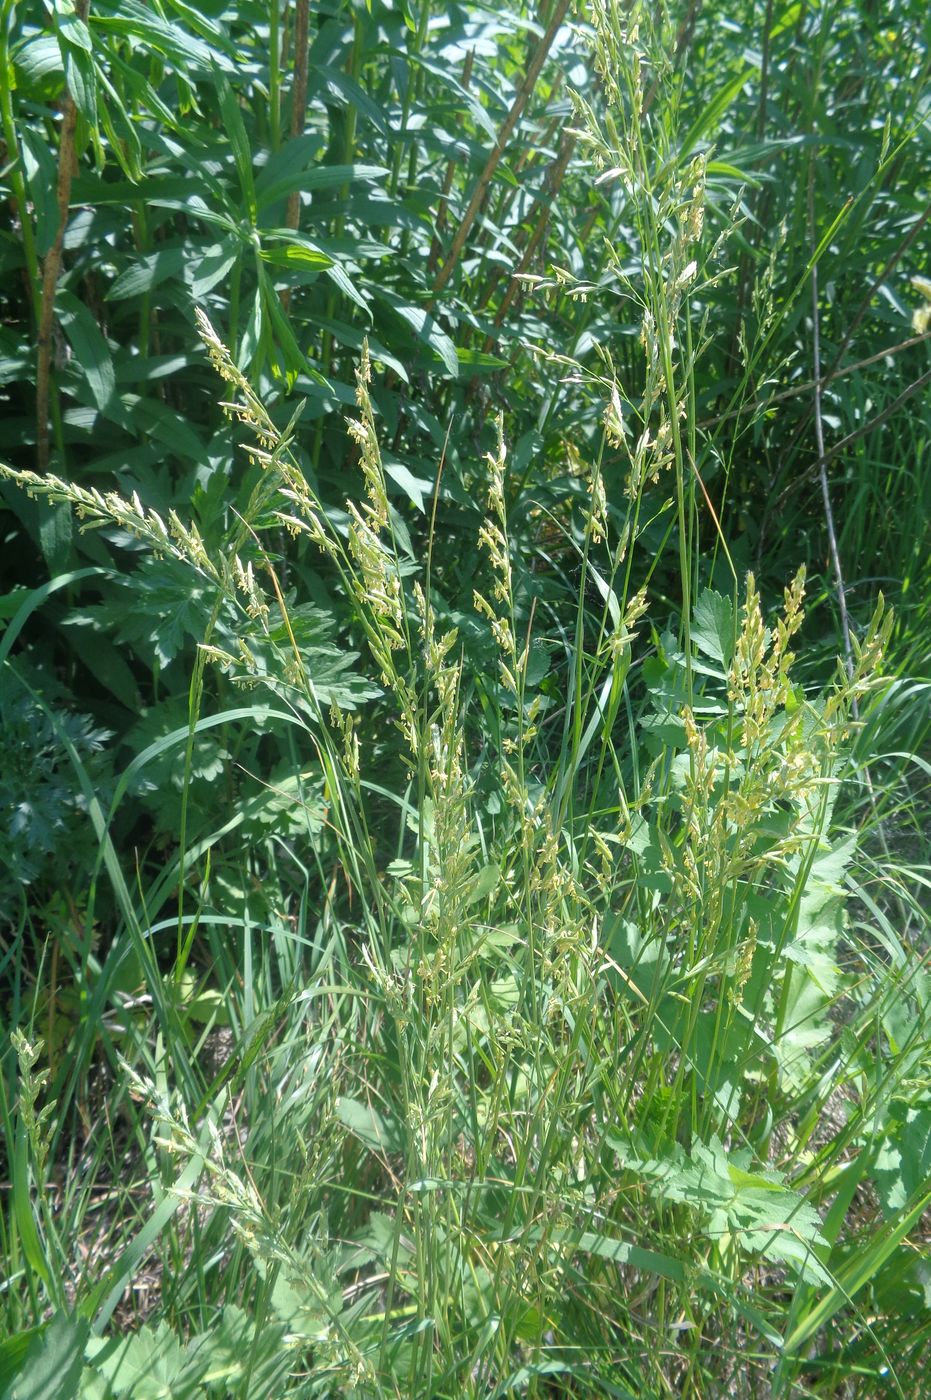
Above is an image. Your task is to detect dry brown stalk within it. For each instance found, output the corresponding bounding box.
[427,49,475,275]
[285,0,310,233]
[431,0,572,300]
[482,126,576,348]
[36,0,89,472]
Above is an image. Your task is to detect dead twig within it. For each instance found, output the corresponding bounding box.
[284,0,310,234]
[431,0,571,301]
[36,0,89,472]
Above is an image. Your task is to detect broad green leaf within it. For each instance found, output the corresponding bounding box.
[187,240,239,298]
[675,64,753,164]
[270,1268,338,1343]
[55,5,92,52]
[94,76,143,181]
[93,1,225,76]
[874,1101,931,1218]
[152,0,239,54]
[384,460,432,508]
[61,44,96,127]
[13,35,63,90]
[319,193,426,232]
[314,315,409,380]
[312,66,389,136]
[7,1312,88,1400]
[411,55,499,141]
[609,1134,829,1283]
[105,51,180,133]
[466,862,501,904]
[147,194,239,234]
[69,173,205,206]
[258,263,330,386]
[256,162,389,214]
[179,1307,289,1395]
[254,134,321,200]
[19,127,60,257]
[539,1224,687,1284]
[357,1210,415,1264]
[37,498,73,576]
[335,1096,403,1154]
[258,244,333,271]
[0,1328,41,1393]
[116,395,206,464]
[324,259,371,313]
[86,1322,187,1399]
[60,614,141,709]
[770,1,804,39]
[12,1129,50,1290]
[373,293,459,377]
[110,352,194,383]
[56,291,115,411]
[214,70,256,221]
[54,1,96,128]
[455,346,509,370]
[106,247,188,300]
[692,589,735,667]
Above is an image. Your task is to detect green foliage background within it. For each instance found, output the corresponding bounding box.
[1,0,930,1395]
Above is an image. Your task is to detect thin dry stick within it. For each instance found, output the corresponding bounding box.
[481,127,576,349]
[808,160,855,697]
[427,49,475,275]
[760,200,931,507]
[700,329,931,431]
[285,0,310,233]
[430,0,571,300]
[774,366,931,510]
[511,78,562,178]
[482,125,575,315]
[36,0,88,472]
[827,197,931,383]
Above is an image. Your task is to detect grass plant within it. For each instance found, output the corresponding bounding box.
[1,0,930,1396]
